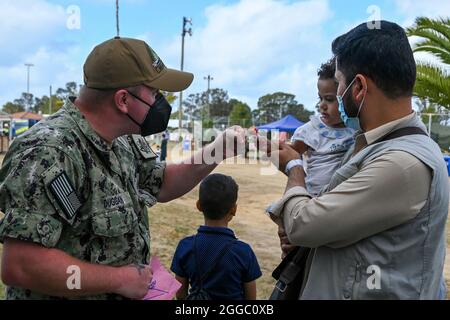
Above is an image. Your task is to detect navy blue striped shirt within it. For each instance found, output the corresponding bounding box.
[171,226,262,300]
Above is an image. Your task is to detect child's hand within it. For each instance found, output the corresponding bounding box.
[268,142,301,173]
[291,140,309,155]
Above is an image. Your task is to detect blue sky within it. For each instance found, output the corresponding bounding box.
[1,0,449,111]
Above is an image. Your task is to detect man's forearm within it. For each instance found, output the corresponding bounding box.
[157,126,247,202]
[2,239,123,297]
[157,144,219,203]
[285,166,306,193]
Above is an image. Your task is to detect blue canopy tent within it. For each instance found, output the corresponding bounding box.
[257,115,305,133]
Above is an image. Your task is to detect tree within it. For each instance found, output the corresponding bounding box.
[56,82,79,100]
[229,99,253,128]
[6,93,34,112]
[287,102,313,123]
[207,88,232,118]
[406,17,450,109]
[183,93,203,122]
[182,88,234,128]
[253,92,313,125]
[33,95,64,114]
[2,102,24,114]
[180,93,201,131]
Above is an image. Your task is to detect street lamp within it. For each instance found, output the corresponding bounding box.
[178,17,192,132]
[24,63,34,111]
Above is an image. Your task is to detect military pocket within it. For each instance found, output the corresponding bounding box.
[91,208,137,237]
[89,208,139,265]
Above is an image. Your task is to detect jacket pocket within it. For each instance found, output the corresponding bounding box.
[91,208,137,237]
[89,208,138,265]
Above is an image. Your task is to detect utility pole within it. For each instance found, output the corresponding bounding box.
[49,85,53,114]
[202,75,214,144]
[25,63,34,111]
[204,75,213,108]
[179,17,192,132]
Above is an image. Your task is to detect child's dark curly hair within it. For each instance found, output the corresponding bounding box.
[317,58,337,81]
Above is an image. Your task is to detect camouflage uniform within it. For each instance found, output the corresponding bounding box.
[0,97,166,299]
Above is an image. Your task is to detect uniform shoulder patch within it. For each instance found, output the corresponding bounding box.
[49,172,82,220]
[131,135,157,160]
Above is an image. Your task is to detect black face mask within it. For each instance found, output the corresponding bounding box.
[126,91,172,137]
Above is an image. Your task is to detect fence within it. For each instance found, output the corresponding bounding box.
[419,113,450,152]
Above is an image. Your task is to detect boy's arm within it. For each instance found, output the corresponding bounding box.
[175,275,189,300]
[243,280,257,300]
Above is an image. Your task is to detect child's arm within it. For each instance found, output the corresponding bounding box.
[243,280,257,300]
[291,139,309,155]
[175,275,189,300]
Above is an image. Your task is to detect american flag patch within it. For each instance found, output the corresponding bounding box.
[49,172,82,219]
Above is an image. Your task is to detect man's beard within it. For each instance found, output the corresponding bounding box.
[343,93,360,118]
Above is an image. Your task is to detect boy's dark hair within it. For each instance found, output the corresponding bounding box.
[332,20,416,99]
[317,58,337,81]
[199,173,238,220]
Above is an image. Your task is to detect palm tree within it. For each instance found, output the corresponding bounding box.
[406,17,450,109]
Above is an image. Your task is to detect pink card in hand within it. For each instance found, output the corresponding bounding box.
[142,256,181,300]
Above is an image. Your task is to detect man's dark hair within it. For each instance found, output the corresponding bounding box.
[332,20,416,99]
[317,58,337,81]
[199,173,238,220]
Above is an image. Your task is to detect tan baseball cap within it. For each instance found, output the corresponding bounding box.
[83,37,194,92]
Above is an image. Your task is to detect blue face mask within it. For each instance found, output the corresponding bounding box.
[337,77,366,131]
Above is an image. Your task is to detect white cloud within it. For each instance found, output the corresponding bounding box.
[0,45,83,107]
[0,0,82,107]
[394,0,450,27]
[396,1,450,72]
[153,0,333,111]
[0,0,67,65]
